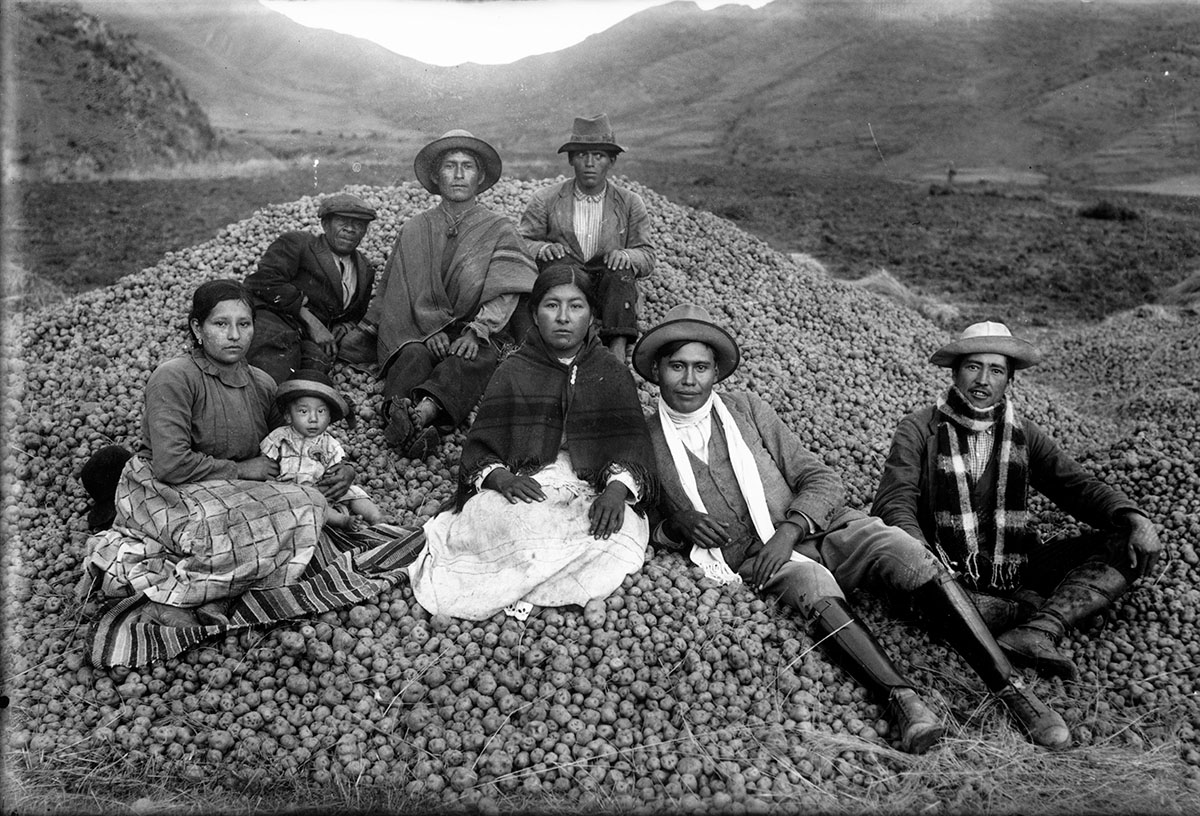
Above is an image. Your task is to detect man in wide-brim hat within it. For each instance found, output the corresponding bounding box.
[244,191,379,384]
[873,320,1162,681]
[636,306,1072,753]
[519,113,655,361]
[340,130,536,460]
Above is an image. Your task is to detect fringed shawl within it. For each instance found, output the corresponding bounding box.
[374,206,536,365]
[932,386,1034,590]
[456,330,657,510]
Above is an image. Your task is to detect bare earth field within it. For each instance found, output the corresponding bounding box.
[12,160,1199,332]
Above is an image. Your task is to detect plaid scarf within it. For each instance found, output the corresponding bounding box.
[933,386,1032,590]
[456,329,657,509]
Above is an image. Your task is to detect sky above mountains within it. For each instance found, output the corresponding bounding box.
[259,0,773,65]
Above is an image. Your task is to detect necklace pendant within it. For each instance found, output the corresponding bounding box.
[447,226,458,238]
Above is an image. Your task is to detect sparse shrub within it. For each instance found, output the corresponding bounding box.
[1079,200,1140,222]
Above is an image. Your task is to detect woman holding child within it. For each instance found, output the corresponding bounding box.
[407,260,657,620]
[81,280,371,634]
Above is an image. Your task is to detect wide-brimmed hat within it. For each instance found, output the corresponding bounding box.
[633,304,740,383]
[317,192,377,222]
[930,321,1042,370]
[276,369,352,423]
[557,114,625,155]
[81,445,134,531]
[413,129,502,196]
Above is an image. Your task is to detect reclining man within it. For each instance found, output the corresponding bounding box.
[636,304,1071,752]
[873,321,1161,679]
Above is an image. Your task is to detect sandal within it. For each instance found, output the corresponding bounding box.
[382,398,414,449]
[404,426,441,460]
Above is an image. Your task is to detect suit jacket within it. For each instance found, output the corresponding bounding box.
[245,231,374,328]
[519,179,655,277]
[872,405,1140,551]
[646,391,865,562]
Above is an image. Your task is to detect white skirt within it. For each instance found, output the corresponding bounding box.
[408,454,648,620]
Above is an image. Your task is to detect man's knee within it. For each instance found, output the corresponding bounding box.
[762,560,843,616]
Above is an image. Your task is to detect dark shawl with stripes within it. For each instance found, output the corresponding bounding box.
[456,329,657,510]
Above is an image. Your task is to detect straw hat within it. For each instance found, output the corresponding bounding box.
[633,304,740,383]
[929,321,1042,369]
[275,369,352,422]
[413,129,502,195]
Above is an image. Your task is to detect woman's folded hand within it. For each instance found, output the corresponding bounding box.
[484,468,546,504]
[589,481,629,540]
[236,456,280,481]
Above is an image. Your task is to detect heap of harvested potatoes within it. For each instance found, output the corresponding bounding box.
[4,178,1199,811]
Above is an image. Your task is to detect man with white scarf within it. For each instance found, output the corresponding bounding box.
[873,321,1161,680]
[635,305,1070,752]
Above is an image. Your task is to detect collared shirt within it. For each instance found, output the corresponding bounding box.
[572,184,606,261]
[966,425,995,482]
[335,255,356,308]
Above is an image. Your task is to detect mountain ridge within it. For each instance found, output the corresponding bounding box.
[25,0,1200,186]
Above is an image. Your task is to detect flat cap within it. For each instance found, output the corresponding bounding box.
[318,193,377,222]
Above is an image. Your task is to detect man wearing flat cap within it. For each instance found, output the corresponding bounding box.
[244,192,379,384]
[873,321,1162,680]
[636,306,1071,752]
[340,130,536,460]
[520,113,654,361]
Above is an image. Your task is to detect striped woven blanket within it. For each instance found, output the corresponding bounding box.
[87,524,425,668]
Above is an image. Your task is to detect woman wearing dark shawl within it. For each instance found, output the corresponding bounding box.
[407,261,656,620]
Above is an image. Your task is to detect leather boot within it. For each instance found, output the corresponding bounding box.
[997,562,1128,680]
[912,573,1071,750]
[809,596,943,754]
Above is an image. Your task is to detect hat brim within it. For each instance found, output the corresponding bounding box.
[930,337,1042,370]
[633,318,740,383]
[414,135,502,196]
[321,209,376,222]
[276,380,349,421]
[557,141,625,155]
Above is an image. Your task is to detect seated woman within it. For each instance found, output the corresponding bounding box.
[407,260,657,620]
[81,280,418,664]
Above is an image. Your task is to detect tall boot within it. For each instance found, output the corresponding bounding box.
[809,596,943,754]
[912,573,1071,750]
[996,562,1129,680]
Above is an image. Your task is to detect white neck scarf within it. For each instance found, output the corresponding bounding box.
[658,392,777,584]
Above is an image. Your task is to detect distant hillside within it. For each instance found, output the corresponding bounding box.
[43,0,1200,185]
[9,1,253,179]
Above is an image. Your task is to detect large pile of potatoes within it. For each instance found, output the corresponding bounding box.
[4,178,1200,810]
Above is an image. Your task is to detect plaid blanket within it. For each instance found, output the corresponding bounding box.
[87,524,425,668]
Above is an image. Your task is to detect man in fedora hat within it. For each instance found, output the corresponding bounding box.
[244,192,379,384]
[519,113,654,361]
[340,130,537,459]
[873,321,1161,680]
[635,305,1071,752]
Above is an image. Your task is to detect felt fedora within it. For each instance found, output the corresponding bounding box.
[317,192,377,222]
[930,321,1042,370]
[557,114,625,155]
[276,369,352,423]
[413,129,502,196]
[633,304,740,383]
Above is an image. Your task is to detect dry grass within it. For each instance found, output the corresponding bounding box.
[9,699,1199,815]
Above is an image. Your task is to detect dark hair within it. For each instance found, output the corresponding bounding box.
[567,149,619,163]
[188,279,255,347]
[433,147,485,192]
[529,259,598,314]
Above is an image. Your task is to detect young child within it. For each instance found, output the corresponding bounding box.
[262,369,383,529]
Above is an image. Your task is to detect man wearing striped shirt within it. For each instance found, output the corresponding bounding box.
[520,114,655,361]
